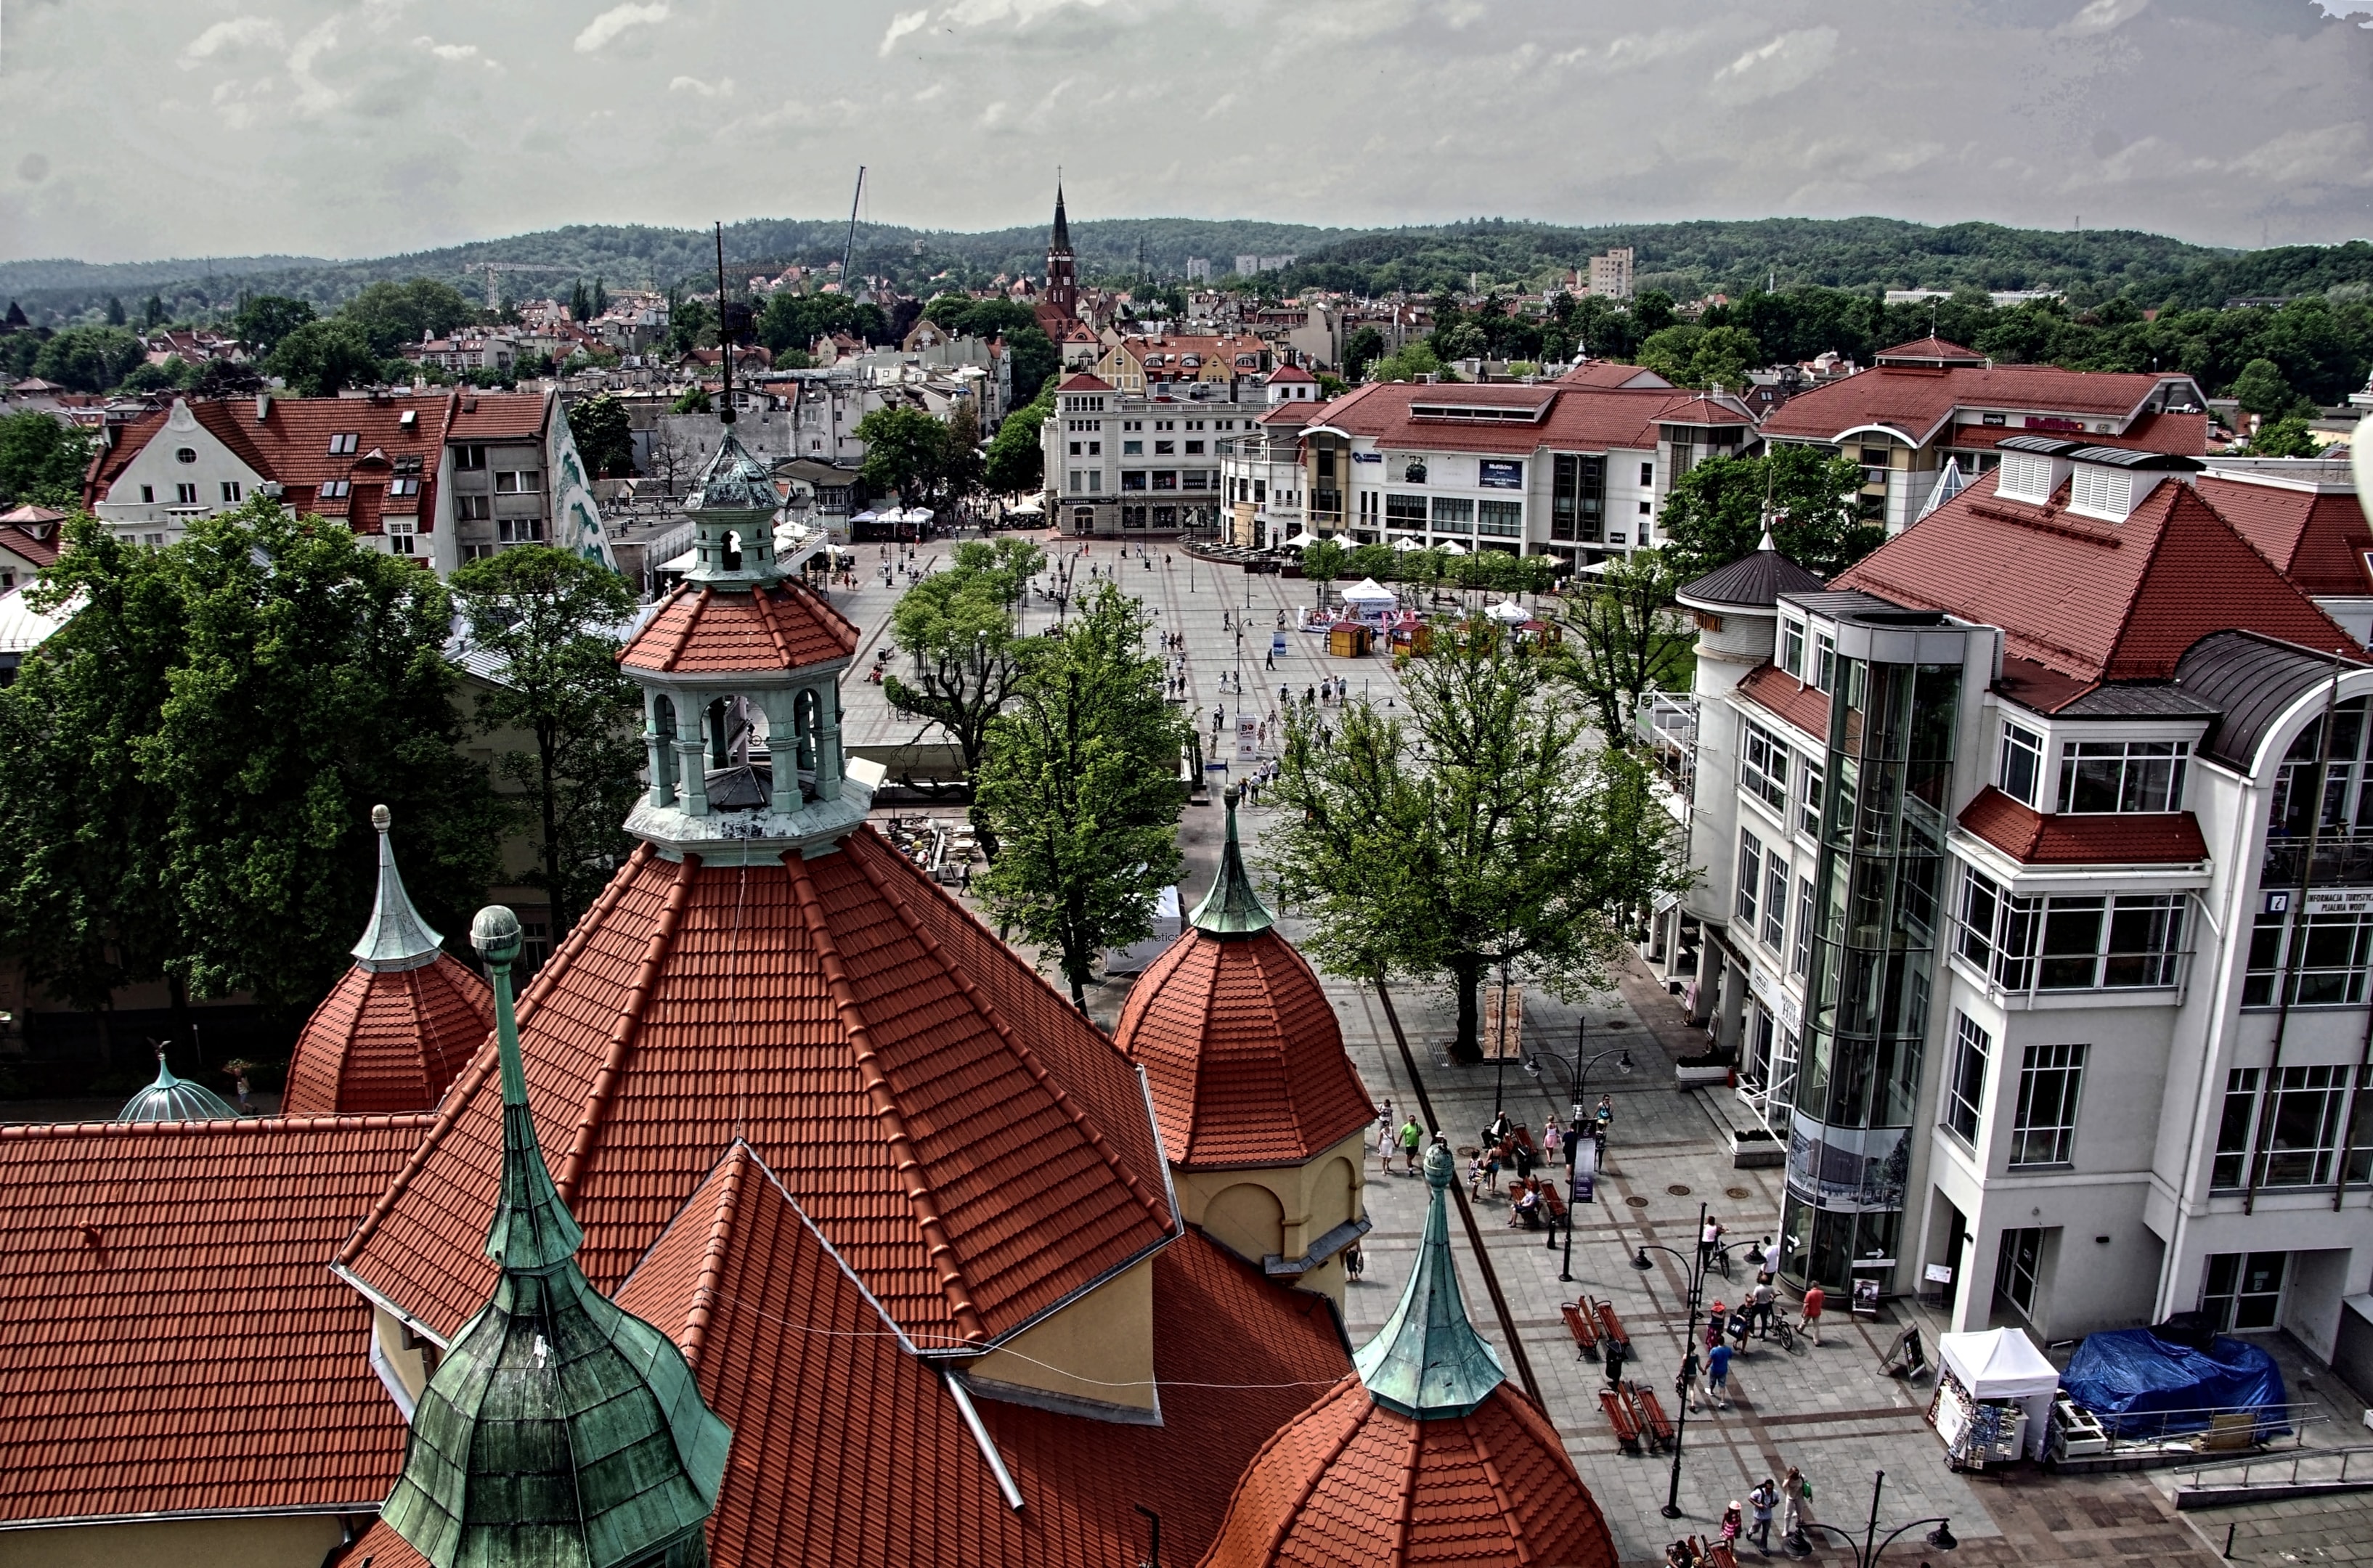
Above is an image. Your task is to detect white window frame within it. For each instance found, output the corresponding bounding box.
[2009,1042,2086,1168]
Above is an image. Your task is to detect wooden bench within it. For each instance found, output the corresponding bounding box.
[1593,1297,1631,1352]
[1599,1388,1643,1455]
[1629,1380,1675,1452]
[1560,1300,1600,1361]
[1539,1182,1568,1226]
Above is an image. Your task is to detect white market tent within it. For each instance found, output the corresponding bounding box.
[1937,1327,2059,1459]
[1486,598,1531,626]
[1338,578,1397,608]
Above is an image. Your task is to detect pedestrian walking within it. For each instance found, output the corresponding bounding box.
[1543,1120,1563,1168]
[1753,1273,1777,1339]
[1398,1116,1425,1174]
[1707,1341,1733,1409]
[1720,1500,1743,1548]
[227,1060,254,1115]
[1704,1304,1726,1355]
[1749,1478,1778,1554]
[1799,1282,1825,1345]
[1679,1347,1704,1413]
[1700,1214,1725,1271]
[1782,1466,1810,1543]
[1375,1099,1395,1162]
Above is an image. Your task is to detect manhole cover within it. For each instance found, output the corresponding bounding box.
[1626,1195,1651,1209]
[1725,1186,1753,1200]
[1666,1184,1693,1196]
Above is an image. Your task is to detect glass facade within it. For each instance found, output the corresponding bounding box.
[1780,650,1960,1295]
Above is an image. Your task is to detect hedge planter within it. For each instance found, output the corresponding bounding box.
[1730,1127,1783,1169]
[1675,1050,1733,1088]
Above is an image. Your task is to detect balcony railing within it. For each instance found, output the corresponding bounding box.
[2263,834,2373,889]
[1636,693,1697,795]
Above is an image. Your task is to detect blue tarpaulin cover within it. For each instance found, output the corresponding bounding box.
[2062,1328,2289,1439]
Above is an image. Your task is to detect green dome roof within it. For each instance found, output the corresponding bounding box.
[380,906,730,1568]
[117,1049,237,1124]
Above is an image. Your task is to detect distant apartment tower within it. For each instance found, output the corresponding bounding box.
[1232,255,1298,277]
[1588,248,1636,301]
[1186,258,1211,282]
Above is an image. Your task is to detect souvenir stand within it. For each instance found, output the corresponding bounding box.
[1929,1327,2059,1469]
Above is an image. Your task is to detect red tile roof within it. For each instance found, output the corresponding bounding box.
[1760,364,2184,447]
[1311,381,1746,456]
[446,391,550,442]
[1945,412,2207,457]
[1735,663,1832,742]
[2199,473,2373,598]
[1116,928,1374,1169]
[1874,336,1984,365]
[1957,787,2208,865]
[1057,372,1118,393]
[338,831,1177,1352]
[0,523,60,568]
[1993,654,2098,716]
[0,1113,431,1526]
[1197,1376,1616,1568]
[1834,473,2361,682]
[89,396,455,531]
[282,953,493,1116]
[1555,362,1674,389]
[618,580,860,676]
[347,1156,1351,1568]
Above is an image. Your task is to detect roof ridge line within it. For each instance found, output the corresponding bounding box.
[1462,1402,1534,1563]
[0,1109,439,1141]
[553,851,700,1205]
[844,834,1172,1229]
[783,849,990,1344]
[1181,936,1224,1166]
[678,1142,751,1372]
[751,584,797,667]
[1391,1413,1423,1562]
[336,843,654,1269]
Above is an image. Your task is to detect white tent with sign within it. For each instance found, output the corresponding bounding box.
[1934,1327,2059,1461]
[1338,578,1399,624]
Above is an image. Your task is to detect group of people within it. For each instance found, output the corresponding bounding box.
[1682,1466,1807,1561]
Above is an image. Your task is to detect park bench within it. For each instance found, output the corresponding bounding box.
[1628,1379,1675,1452]
[1599,1388,1643,1455]
[1593,1297,1631,1352]
[1560,1300,1600,1362]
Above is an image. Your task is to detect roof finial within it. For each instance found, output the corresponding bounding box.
[1189,785,1274,935]
[352,804,444,973]
[715,220,735,427]
[1352,1138,1505,1417]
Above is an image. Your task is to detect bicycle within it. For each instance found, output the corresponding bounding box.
[1770,1314,1801,1355]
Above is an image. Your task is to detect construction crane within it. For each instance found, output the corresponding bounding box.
[462,261,575,311]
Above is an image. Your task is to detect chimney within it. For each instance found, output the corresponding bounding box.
[255,393,270,423]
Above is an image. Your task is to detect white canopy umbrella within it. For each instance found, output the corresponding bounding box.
[1337,578,1398,608]
[1391,535,1429,552]
[1436,540,1469,555]
[1486,598,1531,626]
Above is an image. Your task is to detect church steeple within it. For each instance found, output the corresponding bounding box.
[1045,179,1078,319]
[1051,181,1072,254]
[379,905,730,1568]
[1351,1138,1505,1418]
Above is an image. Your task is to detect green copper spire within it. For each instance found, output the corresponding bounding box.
[1189,786,1274,936]
[380,906,730,1568]
[353,804,444,974]
[1351,1138,1505,1418]
[116,1041,237,1124]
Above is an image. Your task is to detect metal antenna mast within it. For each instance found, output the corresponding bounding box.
[842,166,866,286]
[715,222,733,425]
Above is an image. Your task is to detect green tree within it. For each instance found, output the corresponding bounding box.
[855,405,951,505]
[269,319,383,397]
[1632,290,1679,335]
[1657,445,1876,579]
[1301,536,1346,610]
[974,582,1187,1008]
[105,296,127,327]
[449,546,643,939]
[191,359,266,401]
[1367,343,1446,383]
[233,295,317,357]
[940,400,988,505]
[116,358,195,394]
[1685,325,1762,388]
[339,278,475,357]
[568,392,635,478]
[1555,550,1690,741]
[0,411,94,507]
[2248,415,2320,457]
[985,385,1052,495]
[2231,356,2300,417]
[140,294,168,330]
[1260,632,1687,1061]
[670,385,712,415]
[883,537,1045,792]
[33,327,146,393]
[1001,323,1059,404]
[669,298,715,358]
[1343,325,1386,381]
[0,507,501,1023]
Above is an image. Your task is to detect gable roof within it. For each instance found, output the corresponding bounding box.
[0,1113,432,1527]
[1556,361,1674,389]
[337,831,1178,1352]
[1874,336,1985,367]
[2197,472,2373,598]
[1057,372,1116,393]
[1833,471,2362,684]
[1760,363,2190,448]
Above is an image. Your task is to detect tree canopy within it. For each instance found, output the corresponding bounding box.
[269,319,386,398]
[0,504,502,1019]
[30,327,145,393]
[973,582,1187,1008]
[855,405,966,507]
[1555,550,1691,742]
[1260,630,1688,1060]
[756,291,890,358]
[985,384,1052,495]
[1656,445,1879,581]
[233,295,317,357]
[883,537,1045,796]
[0,411,94,507]
[568,392,635,479]
[338,278,475,357]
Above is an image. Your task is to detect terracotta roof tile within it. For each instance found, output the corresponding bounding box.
[0,523,61,568]
[1945,412,2207,457]
[339,830,1176,1351]
[1058,372,1118,393]
[282,952,493,1115]
[347,1172,1351,1568]
[1834,473,2361,682]
[1874,336,1985,364]
[619,580,860,676]
[1197,1376,1617,1568]
[1957,786,2208,865]
[1735,663,1832,742]
[87,396,457,531]
[1116,928,1374,1169]
[446,391,552,441]
[1761,363,2183,446]
[2199,474,2373,598]
[0,1113,431,1525]
[1311,382,1746,456]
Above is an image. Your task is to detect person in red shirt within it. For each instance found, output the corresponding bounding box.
[1799,1282,1825,1346]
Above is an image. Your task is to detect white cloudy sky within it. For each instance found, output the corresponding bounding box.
[2,0,2370,261]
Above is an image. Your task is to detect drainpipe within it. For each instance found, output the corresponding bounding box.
[2244,673,2342,1217]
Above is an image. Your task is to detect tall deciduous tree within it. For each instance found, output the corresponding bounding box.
[985,384,1052,495]
[0,411,94,507]
[1300,537,1345,611]
[449,545,643,939]
[1261,631,1688,1061]
[884,537,1044,785]
[1558,550,1692,742]
[568,392,635,479]
[855,405,951,506]
[233,294,317,358]
[269,319,384,397]
[32,327,146,393]
[1656,444,1877,579]
[0,505,502,1026]
[974,582,1187,1008]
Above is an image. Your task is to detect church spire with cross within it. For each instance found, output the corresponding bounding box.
[1046,176,1078,319]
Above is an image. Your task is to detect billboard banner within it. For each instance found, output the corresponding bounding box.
[1571,1135,1597,1205]
[1478,459,1525,489]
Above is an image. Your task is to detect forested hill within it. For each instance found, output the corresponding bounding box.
[6,213,2371,327]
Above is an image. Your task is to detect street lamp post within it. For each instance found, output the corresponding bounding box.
[1783,1469,1956,1565]
[1629,1203,1758,1520]
[1524,1026,1634,1279]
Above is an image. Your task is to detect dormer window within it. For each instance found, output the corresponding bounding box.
[1780,618,1804,679]
[1998,722,2043,807]
[2058,739,2186,814]
[1997,452,2056,505]
[2069,465,2130,520]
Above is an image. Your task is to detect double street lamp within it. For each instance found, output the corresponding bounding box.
[1629,1202,1762,1521]
[1526,1027,1633,1281]
[1786,1469,1955,1565]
